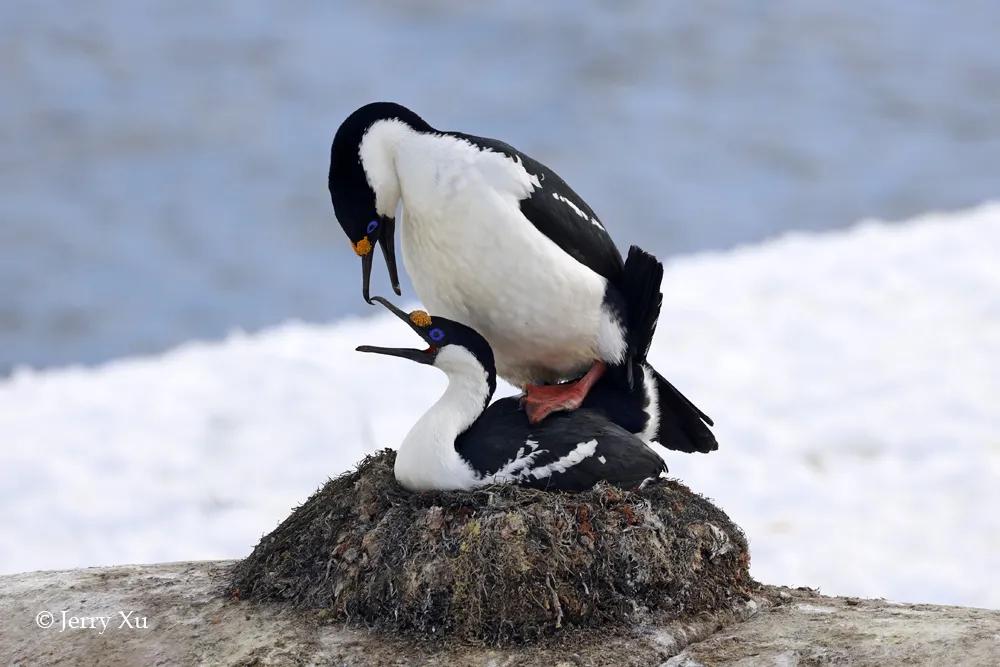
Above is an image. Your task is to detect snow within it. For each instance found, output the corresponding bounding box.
[2,204,999,610]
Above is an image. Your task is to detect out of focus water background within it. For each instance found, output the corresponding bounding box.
[3,0,1000,373]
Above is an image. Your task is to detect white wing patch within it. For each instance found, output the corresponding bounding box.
[488,439,544,484]
[552,192,605,230]
[487,438,599,484]
[528,439,599,480]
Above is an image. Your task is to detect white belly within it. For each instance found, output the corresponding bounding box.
[399,200,611,387]
[393,132,627,387]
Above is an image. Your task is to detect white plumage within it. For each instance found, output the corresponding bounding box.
[392,346,487,491]
[359,120,625,387]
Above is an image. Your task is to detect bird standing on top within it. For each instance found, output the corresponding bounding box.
[328,102,625,423]
[328,102,708,432]
[357,297,666,492]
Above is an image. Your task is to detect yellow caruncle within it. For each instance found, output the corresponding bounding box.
[353,238,373,256]
[409,310,432,327]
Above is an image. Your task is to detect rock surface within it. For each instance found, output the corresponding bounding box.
[3,560,999,666]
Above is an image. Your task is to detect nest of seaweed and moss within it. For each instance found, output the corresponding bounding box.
[232,449,754,643]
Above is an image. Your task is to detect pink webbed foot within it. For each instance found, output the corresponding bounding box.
[521,361,607,424]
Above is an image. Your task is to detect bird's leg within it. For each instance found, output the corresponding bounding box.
[522,361,607,424]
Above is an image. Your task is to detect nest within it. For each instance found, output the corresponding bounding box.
[232,450,753,643]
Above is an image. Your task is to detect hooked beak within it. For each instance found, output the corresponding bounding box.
[379,219,401,297]
[360,249,375,304]
[359,219,401,304]
[355,296,437,364]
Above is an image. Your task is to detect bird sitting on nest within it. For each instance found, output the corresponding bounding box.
[358,296,666,492]
[328,102,716,436]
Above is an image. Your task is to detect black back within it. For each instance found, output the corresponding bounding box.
[450,132,624,282]
[457,400,665,492]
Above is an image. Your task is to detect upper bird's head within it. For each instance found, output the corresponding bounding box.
[356,297,496,393]
[329,102,432,303]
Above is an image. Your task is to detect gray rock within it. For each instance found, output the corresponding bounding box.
[670,586,1000,666]
[2,561,998,666]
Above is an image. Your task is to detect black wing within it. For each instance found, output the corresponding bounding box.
[457,401,665,492]
[450,132,623,282]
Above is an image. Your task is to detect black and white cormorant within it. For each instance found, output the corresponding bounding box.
[357,297,667,492]
[330,102,689,424]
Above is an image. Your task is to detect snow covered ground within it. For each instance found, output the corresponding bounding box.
[2,204,999,609]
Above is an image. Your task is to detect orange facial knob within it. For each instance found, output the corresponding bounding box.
[409,310,432,327]
[353,238,373,256]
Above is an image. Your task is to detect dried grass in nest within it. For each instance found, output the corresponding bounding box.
[231,449,754,643]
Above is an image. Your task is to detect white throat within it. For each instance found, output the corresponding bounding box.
[394,347,492,491]
[358,119,417,218]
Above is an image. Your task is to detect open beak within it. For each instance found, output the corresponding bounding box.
[360,220,401,304]
[355,296,437,364]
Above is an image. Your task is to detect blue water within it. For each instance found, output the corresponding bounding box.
[3,1,999,372]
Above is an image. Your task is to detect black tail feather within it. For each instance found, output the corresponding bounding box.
[652,368,719,453]
[615,245,719,453]
[619,245,664,367]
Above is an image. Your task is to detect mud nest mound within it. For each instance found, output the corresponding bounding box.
[232,450,753,643]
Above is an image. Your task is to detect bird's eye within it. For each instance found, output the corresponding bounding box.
[366,219,379,235]
[429,328,445,342]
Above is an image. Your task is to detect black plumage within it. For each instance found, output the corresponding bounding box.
[458,400,666,492]
[585,246,719,454]
[452,132,624,282]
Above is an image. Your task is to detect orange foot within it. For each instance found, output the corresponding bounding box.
[522,361,607,424]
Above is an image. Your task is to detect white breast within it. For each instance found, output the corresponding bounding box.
[393,346,491,491]
[394,133,620,387]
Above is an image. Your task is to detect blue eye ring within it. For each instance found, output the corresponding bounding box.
[428,328,445,342]
[366,219,379,235]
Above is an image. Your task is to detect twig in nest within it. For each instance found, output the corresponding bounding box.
[546,574,563,629]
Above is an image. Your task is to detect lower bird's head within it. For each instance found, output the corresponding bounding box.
[356,297,496,391]
[329,102,432,303]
